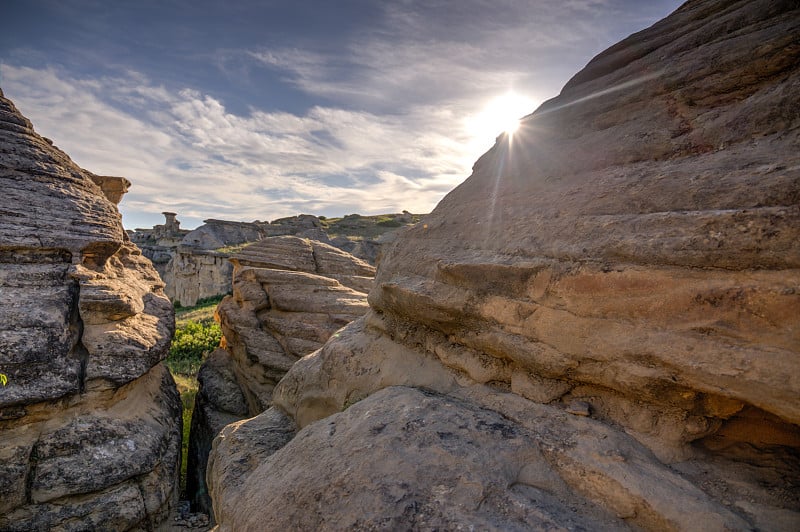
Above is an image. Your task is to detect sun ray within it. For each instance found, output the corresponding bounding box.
[465,91,536,146]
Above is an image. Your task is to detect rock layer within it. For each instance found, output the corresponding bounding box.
[131,212,421,307]
[0,89,180,530]
[208,2,800,530]
[187,236,374,512]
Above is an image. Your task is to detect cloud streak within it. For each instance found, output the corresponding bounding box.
[0,64,469,229]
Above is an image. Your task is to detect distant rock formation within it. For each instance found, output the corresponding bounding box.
[131,212,417,307]
[207,1,800,530]
[0,90,180,529]
[187,236,374,513]
[129,211,191,279]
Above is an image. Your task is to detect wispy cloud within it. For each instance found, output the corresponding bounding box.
[0,64,470,229]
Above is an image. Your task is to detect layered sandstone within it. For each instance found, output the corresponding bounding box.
[208,1,800,530]
[131,212,420,307]
[0,89,181,530]
[187,236,374,512]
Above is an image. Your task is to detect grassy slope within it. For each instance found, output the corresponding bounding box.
[166,295,226,496]
[320,213,423,240]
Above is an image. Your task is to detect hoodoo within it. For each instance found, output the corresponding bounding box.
[0,89,181,530]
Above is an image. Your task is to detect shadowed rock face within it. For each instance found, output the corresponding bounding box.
[186,235,374,513]
[208,2,800,530]
[0,89,180,530]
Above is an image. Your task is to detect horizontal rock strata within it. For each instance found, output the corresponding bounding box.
[187,236,374,512]
[207,1,800,530]
[0,89,180,530]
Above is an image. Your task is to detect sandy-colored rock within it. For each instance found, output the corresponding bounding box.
[213,386,755,531]
[187,236,374,512]
[91,174,131,205]
[208,2,800,530]
[0,89,180,530]
[131,212,420,306]
[163,249,232,307]
[218,236,374,413]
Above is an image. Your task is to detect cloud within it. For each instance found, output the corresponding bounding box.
[0,63,476,229]
[1,1,682,229]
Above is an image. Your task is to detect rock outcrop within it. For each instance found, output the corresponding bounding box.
[207,1,800,530]
[129,211,190,280]
[0,89,181,530]
[187,236,374,512]
[163,248,232,308]
[130,212,421,307]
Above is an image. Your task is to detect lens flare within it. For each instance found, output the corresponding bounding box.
[467,91,535,138]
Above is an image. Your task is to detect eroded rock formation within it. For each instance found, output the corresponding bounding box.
[129,211,190,280]
[0,89,181,530]
[187,236,374,512]
[208,1,800,530]
[130,212,420,307]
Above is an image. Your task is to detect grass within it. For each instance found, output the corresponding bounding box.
[166,294,227,497]
[213,243,249,254]
[325,212,422,240]
[173,373,198,497]
[174,295,227,323]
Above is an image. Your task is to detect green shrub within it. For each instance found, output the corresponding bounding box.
[169,318,222,362]
[376,218,402,227]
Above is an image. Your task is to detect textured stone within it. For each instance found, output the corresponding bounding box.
[187,236,374,512]
[208,2,800,530]
[132,213,419,306]
[217,236,374,413]
[0,89,180,530]
[185,349,247,513]
[212,386,751,531]
[163,249,232,308]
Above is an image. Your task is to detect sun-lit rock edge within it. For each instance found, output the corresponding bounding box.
[186,235,375,514]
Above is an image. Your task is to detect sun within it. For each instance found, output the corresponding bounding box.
[466,91,536,139]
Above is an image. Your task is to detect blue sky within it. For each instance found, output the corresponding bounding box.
[1,0,683,229]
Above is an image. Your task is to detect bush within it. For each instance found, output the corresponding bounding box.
[169,318,222,362]
[376,218,402,227]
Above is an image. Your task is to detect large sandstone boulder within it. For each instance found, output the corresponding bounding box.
[187,236,374,512]
[208,1,800,530]
[0,89,181,530]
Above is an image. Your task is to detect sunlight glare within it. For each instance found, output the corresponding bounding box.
[466,91,536,139]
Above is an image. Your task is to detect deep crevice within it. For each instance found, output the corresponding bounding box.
[67,280,88,393]
[24,443,38,505]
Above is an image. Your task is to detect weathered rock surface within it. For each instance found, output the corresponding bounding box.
[0,89,181,530]
[187,236,374,512]
[129,211,190,280]
[208,2,800,530]
[131,212,420,307]
[163,248,232,308]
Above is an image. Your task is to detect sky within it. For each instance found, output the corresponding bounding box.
[1,0,683,229]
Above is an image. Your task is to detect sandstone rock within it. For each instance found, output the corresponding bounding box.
[181,219,267,251]
[212,386,752,531]
[208,2,800,530]
[163,249,232,307]
[131,212,419,307]
[187,236,374,512]
[185,349,247,513]
[90,174,131,205]
[0,89,181,530]
[129,212,190,282]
